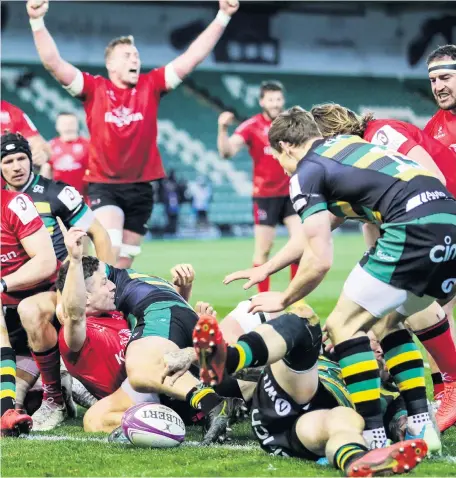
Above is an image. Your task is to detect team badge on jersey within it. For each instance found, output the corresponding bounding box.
[57,186,82,210]
[8,194,39,225]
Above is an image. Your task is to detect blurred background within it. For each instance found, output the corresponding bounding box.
[1,0,453,239]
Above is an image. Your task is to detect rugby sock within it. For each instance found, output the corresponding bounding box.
[414,316,456,382]
[31,345,63,405]
[225,342,254,375]
[214,375,244,399]
[335,337,386,444]
[431,372,445,399]
[187,386,222,414]
[1,347,16,416]
[253,264,270,293]
[381,330,430,435]
[334,442,369,474]
[290,262,299,280]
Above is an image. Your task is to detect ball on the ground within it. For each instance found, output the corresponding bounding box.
[121,403,186,448]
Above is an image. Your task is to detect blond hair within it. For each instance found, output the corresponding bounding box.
[268,106,321,153]
[105,35,135,60]
[310,103,374,138]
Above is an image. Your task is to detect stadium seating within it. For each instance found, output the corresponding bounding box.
[2,63,437,226]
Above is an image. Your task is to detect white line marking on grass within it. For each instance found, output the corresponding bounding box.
[23,434,258,450]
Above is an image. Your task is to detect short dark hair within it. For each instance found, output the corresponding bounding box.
[427,45,456,65]
[56,256,100,292]
[268,106,321,153]
[105,35,135,60]
[260,80,285,99]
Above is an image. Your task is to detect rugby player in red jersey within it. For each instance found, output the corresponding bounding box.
[1,188,57,436]
[27,0,239,269]
[422,44,456,430]
[1,100,51,168]
[217,81,301,292]
[41,112,89,196]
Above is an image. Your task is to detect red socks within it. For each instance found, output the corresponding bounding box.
[31,344,63,405]
[290,263,299,280]
[415,316,456,382]
[253,263,270,292]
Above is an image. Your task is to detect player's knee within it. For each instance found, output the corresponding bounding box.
[83,406,104,433]
[326,407,364,434]
[17,299,44,331]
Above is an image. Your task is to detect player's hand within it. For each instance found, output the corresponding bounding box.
[218,112,235,128]
[31,147,49,166]
[57,217,86,262]
[248,291,285,314]
[219,0,239,17]
[223,265,270,290]
[171,264,195,287]
[27,0,49,19]
[161,348,197,385]
[194,301,217,318]
[322,324,335,354]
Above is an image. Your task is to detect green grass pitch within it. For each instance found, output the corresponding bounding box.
[2,234,455,477]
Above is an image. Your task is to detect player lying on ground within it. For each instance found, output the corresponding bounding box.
[217,81,301,292]
[229,107,456,450]
[55,226,242,444]
[311,102,456,408]
[0,189,57,436]
[190,306,428,477]
[27,0,239,269]
[1,131,114,431]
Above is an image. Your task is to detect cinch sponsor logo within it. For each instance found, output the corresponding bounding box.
[430,236,456,263]
[0,251,17,262]
[104,106,144,127]
[406,190,447,212]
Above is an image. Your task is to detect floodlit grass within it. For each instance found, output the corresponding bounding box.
[2,235,455,477]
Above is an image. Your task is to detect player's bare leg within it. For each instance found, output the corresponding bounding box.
[126,336,242,445]
[0,306,32,437]
[17,292,66,431]
[93,205,124,263]
[84,387,133,434]
[15,359,39,410]
[253,225,276,292]
[116,229,142,269]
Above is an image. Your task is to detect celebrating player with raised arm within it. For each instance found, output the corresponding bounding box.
[27,0,239,269]
[1,189,57,436]
[218,81,301,292]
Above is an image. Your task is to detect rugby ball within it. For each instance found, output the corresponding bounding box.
[121,403,185,448]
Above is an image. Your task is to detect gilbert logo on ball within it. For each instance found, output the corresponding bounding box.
[121,403,186,448]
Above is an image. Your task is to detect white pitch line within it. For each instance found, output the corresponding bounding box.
[23,434,258,450]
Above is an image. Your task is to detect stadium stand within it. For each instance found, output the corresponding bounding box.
[2,64,437,227]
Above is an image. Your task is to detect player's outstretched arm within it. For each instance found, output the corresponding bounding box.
[406,145,446,185]
[58,220,88,353]
[166,1,239,90]
[26,0,80,87]
[2,226,57,294]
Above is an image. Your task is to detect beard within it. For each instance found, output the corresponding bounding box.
[435,92,456,110]
[263,107,282,121]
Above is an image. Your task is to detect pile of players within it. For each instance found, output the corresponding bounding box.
[2,0,456,475]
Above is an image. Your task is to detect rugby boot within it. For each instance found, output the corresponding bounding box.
[202,397,244,445]
[346,439,428,477]
[405,424,441,456]
[108,426,131,445]
[71,377,98,409]
[31,397,66,431]
[0,409,33,437]
[435,381,456,432]
[193,314,227,386]
[61,370,77,418]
